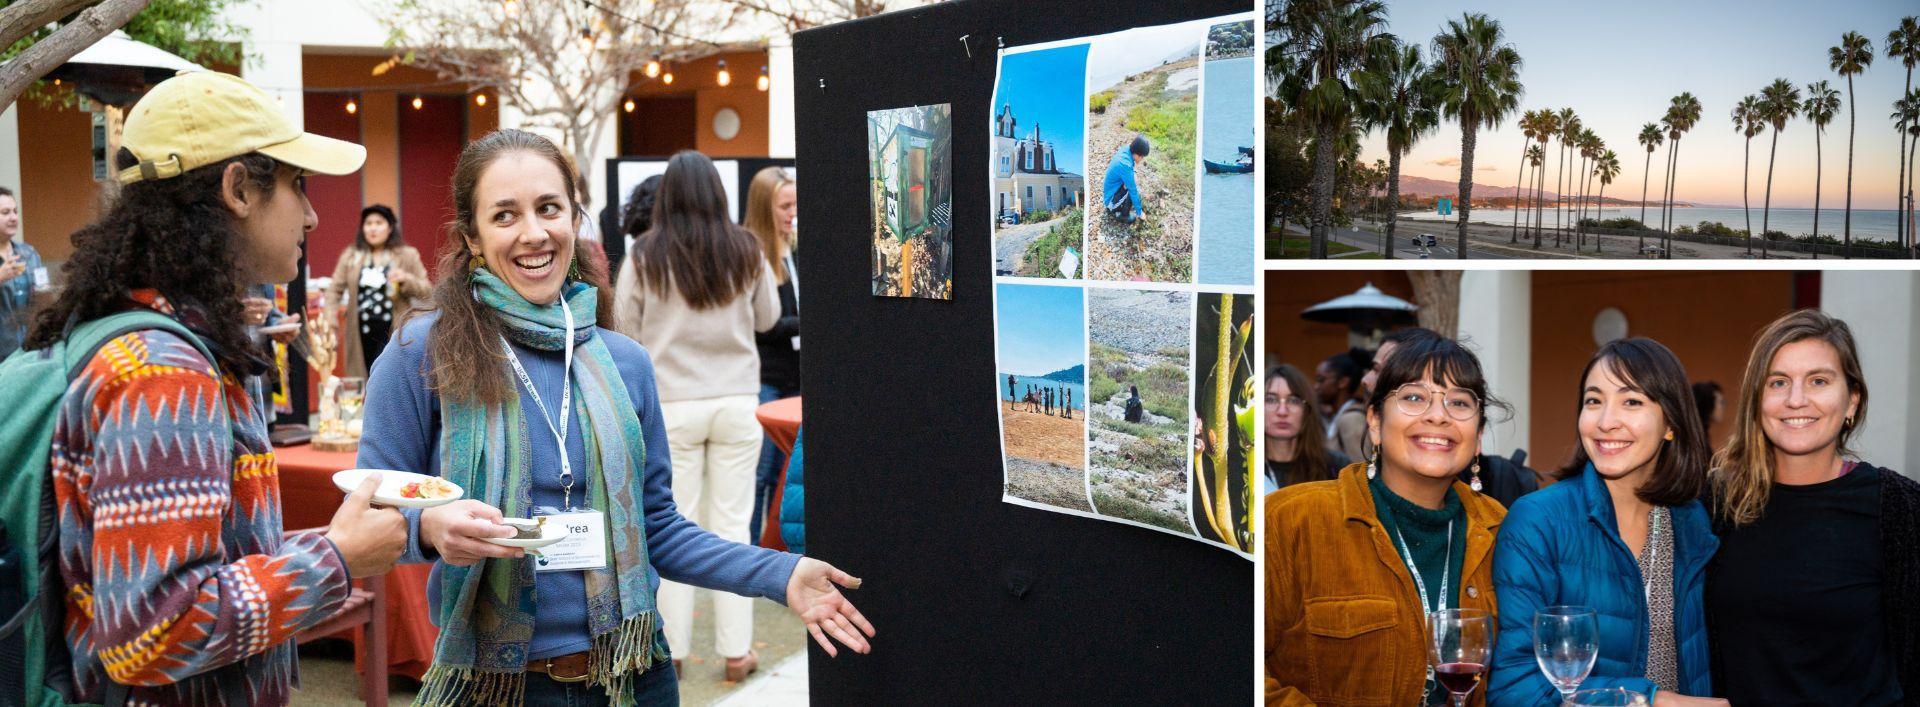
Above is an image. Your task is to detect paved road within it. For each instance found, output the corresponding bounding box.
[1276,224,1515,260]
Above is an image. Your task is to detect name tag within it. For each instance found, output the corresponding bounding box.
[791,335,801,351]
[533,510,608,572]
[32,267,49,290]
[360,266,388,288]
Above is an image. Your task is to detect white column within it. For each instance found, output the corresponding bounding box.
[1821,272,1920,477]
[243,41,304,130]
[1455,270,1532,459]
[767,37,796,159]
[0,103,19,199]
[584,114,619,225]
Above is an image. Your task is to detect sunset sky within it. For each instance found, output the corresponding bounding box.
[1344,0,1915,210]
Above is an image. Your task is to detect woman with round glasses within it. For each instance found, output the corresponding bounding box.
[1488,338,1724,707]
[1265,363,1349,492]
[1705,309,1918,704]
[1267,335,1507,706]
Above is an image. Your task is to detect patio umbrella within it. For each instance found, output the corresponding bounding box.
[44,30,204,106]
[1300,282,1420,333]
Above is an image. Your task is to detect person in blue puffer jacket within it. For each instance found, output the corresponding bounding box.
[780,428,805,555]
[1489,338,1726,707]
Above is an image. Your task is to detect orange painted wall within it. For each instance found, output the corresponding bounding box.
[1263,270,1416,376]
[16,95,98,263]
[624,50,769,157]
[1524,270,1806,470]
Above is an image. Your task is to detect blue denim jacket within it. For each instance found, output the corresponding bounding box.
[0,237,46,359]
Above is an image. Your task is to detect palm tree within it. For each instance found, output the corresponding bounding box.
[1593,150,1621,253]
[1896,90,1920,255]
[1579,129,1601,247]
[1804,80,1841,255]
[1662,93,1702,259]
[1511,110,1541,243]
[1432,12,1524,259]
[1355,41,1441,260]
[1573,129,1594,246]
[1903,90,1920,256]
[1886,17,1918,251]
[1526,143,1546,247]
[1759,79,1801,258]
[1556,108,1580,246]
[1831,31,1874,258]
[1636,123,1663,249]
[1532,109,1560,247]
[1659,110,1681,235]
[1272,0,1395,259]
[1733,94,1763,253]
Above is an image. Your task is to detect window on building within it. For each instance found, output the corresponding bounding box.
[1045,151,1053,172]
[1025,186,1033,209]
[1025,148,1033,171]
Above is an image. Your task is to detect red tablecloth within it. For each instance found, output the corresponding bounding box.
[754,397,802,550]
[275,444,438,681]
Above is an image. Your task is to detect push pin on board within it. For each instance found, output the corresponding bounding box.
[818,78,826,90]
[959,34,971,59]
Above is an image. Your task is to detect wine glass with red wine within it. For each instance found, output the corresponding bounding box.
[1429,608,1493,707]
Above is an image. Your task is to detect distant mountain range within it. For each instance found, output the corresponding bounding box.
[1387,174,1692,207]
[1039,364,1085,383]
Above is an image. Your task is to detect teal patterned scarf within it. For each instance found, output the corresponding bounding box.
[417,270,663,706]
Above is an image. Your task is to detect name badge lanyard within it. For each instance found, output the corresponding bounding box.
[1392,520,1451,698]
[502,295,580,511]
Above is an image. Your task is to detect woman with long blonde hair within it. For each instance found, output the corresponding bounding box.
[1705,309,1918,704]
[744,166,800,545]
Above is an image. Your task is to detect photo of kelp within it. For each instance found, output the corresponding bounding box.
[1087,288,1194,536]
[995,283,1090,512]
[1191,291,1254,552]
[992,43,1089,279]
[868,103,953,299]
[1197,20,1256,285]
[1084,19,1205,283]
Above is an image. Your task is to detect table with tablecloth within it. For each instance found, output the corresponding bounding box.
[275,443,438,681]
[754,396,802,550]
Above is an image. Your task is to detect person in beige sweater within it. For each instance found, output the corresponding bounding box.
[612,150,779,682]
[326,204,429,378]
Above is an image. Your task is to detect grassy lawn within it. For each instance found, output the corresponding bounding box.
[1268,235,1378,259]
[1019,207,1082,277]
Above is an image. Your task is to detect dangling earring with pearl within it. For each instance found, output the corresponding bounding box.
[1367,448,1379,480]
[1470,459,1483,492]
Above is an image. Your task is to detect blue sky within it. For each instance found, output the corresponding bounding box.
[996,44,1090,176]
[1089,17,1215,92]
[995,283,1085,377]
[1344,0,1916,209]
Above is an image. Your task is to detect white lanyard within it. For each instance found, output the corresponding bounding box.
[784,253,799,313]
[502,296,577,509]
[1393,520,1451,698]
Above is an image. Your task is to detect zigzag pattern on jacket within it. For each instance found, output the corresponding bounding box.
[50,322,351,706]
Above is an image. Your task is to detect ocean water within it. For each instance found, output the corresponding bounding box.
[1412,205,1905,242]
[1197,55,1255,285]
[999,374,1086,411]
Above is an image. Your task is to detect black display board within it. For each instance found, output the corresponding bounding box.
[793,1,1254,703]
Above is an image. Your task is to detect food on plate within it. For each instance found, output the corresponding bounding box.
[397,477,458,500]
[503,517,547,539]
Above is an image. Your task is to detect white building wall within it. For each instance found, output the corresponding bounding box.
[1456,270,1531,460]
[767,36,796,159]
[0,105,20,216]
[1821,272,1920,478]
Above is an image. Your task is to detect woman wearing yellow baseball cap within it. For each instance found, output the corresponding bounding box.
[21,71,408,706]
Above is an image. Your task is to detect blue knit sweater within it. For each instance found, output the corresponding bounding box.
[358,312,800,659]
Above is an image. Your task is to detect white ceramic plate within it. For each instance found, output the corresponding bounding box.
[483,518,568,549]
[331,469,465,508]
[257,322,302,335]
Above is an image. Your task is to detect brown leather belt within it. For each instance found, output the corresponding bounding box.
[527,651,592,683]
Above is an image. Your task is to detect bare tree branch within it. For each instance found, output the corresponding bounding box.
[0,0,151,110]
[0,0,97,51]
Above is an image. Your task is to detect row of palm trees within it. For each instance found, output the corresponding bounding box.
[1272,2,1919,259]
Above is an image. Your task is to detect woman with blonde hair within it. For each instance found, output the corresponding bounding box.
[744,165,800,544]
[1705,309,1918,704]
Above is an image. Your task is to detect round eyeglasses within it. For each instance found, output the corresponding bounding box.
[1389,384,1481,421]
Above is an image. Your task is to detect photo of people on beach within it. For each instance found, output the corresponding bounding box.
[868,103,953,297]
[1084,18,1208,282]
[1192,291,1254,554]
[1197,19,1257,285]
[995,282,1090,512]
[1087,288,1194,536]
[992,43,1089,279]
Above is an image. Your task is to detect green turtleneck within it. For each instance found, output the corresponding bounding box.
[1369,472,1468,614]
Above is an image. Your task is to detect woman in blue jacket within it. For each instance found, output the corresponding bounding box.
[1489,338,1725,707]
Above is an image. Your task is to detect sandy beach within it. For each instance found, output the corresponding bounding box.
[1003,401,1090,510]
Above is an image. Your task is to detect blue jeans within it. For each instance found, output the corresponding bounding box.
[520,660,678,707]
[749,384,799,545]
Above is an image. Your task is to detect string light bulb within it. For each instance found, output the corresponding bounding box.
[716,59,731,87]
[645,54,661,78]
[474,93,487,107]
[411,95,424,110]
[663,66,674,85]
[623,98,635,113]
[757,65,769,92]
[346,98,358,114]
[578,28,594,52]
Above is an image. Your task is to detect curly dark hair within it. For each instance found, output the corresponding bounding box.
[27,148,282,374]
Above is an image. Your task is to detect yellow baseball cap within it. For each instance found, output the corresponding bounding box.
[116,71,366,184]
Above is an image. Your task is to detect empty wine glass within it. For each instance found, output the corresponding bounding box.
[1429,608,1493,707]
[1565,687,1648,707]
[1535,605,1600,701]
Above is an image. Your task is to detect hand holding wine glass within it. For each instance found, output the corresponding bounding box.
[1535,606,1599,701]
[1430,608,1492,707]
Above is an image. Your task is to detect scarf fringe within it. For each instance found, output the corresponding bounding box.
[589,612,658,701]
[412,665,525,707]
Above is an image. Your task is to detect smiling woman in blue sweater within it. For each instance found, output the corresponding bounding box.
[1489,338,1724,707]
[357,130,872,707]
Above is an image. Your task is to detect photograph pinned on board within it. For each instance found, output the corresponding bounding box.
[995,283,1090,513]
[1084,17,1208,283]
[1191,291,1254,554]
[1196,19,1256,286]
[992,43,1090,279]
[1087,288,1195,536]
[868,103,954,299]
